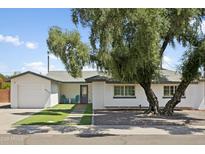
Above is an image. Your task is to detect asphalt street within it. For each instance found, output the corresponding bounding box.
[1,134,205,145]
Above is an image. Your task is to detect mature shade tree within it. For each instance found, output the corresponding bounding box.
[159,9,205,115]
[47,9,205,115]
[72,9,168,114]
[47,27,90,78]
[72,8,205,114]
[163,40,205,115]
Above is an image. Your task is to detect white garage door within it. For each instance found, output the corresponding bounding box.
[18,84,48,108]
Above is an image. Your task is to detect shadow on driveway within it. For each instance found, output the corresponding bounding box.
[0,104,10,109]
[7,109,205,136]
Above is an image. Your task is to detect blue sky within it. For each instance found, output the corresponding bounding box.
[0,9,187,75]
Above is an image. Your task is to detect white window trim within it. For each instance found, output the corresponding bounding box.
[113,85,136,97]
[163,85,185,98]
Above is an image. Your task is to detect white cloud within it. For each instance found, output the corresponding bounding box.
[0,34,38,50]
[0,34,23,46]
[21,61,56,74]
[162,55,175,70]
[21,62,46,74]
[83,64,97,71]
[25,42,38,49]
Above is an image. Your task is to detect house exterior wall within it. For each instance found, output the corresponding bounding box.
[92,82,105,109]
[92,81,205,110]
[194,81,205,109]
[50,81,59,107]
[59,83,92,103]
[11,74,53,108]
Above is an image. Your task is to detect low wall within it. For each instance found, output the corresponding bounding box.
[0,89,10,103]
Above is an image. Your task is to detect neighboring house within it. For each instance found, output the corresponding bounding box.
[10,69,205,110]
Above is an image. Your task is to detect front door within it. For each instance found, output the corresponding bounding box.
[80,85,88,104]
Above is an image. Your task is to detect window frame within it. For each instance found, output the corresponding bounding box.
[163,85,186,98]
[113,85,136,98]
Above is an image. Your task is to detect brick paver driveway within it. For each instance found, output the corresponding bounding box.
[0,103,41,134]
[93,109,205,126]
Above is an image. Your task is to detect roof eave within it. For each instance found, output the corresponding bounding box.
[10,71,59,82]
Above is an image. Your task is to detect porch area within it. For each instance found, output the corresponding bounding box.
[57,83,92,104]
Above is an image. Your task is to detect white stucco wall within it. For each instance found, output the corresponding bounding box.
[104,84,146,107]
[50,81,59,107]
[92,82,105,109]
[92,81,205,110]
[194,81,205,109]
[11,73,53,108]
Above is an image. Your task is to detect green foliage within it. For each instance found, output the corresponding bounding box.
[161,9,204,48]
[0,73,6,81]
[47,27,90,78]
[72,9,205,83]
[72,8,205,113]
[2,82,10,89]
[0,73,10,89]
[180,39,205,81]
[72,9,168,82]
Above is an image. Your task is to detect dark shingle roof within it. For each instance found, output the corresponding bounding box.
[46,71,105,83]
[11,69,202,84]
[85,69,184,83]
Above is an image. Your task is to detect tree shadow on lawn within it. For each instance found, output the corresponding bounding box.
[12,109,69,116]
[12,112,40,116]
[11,105,76,126]
[11,107,74,116]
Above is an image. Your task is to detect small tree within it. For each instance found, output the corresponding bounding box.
[47,27,90,78]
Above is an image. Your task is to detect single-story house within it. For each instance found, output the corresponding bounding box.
[10,69,205,110]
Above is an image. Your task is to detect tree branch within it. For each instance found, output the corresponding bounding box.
[160,34,172,58]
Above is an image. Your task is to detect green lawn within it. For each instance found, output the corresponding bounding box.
[15,104,76,125]
[79,104,93,125]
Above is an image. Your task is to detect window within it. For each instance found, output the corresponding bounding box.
[114,86,124,96]
[163,85,185,97]
[125,86,135,96]
[164,86,170,96]
[114,85,135,97]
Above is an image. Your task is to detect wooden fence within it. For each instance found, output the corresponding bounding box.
[0,89,10,103]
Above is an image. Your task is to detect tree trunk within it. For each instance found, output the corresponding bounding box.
[162,80,191,116]
[140,82,160,114]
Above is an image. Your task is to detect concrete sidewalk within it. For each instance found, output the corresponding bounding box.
[6,124,205,135]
